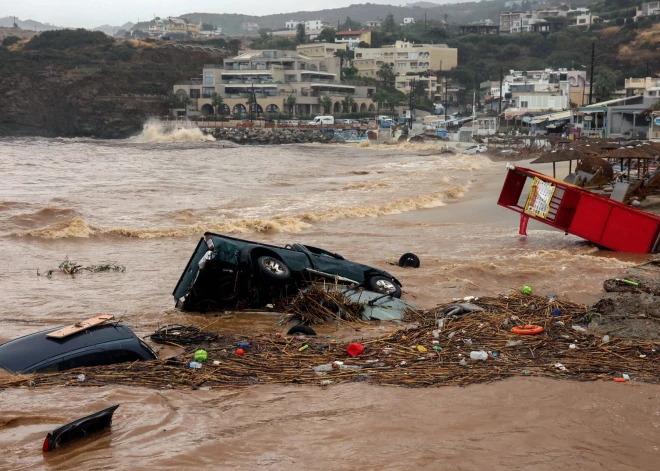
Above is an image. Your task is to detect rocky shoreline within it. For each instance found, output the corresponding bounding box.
[211,127,349,145]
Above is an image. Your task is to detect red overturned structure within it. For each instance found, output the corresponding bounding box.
[498,166,660,254]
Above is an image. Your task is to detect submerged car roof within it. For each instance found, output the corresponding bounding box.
[0,323,135,373]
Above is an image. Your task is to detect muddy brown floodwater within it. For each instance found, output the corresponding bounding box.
[0,131,657,469]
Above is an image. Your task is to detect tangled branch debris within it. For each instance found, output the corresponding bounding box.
[3,294,659,391]
[150,324,220,345]
[280,284,366,325]
[38,257,126,276]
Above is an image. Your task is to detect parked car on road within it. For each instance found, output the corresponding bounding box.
[173,233,403,312]
[0,322,156,375]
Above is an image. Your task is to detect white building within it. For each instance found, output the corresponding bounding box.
[285,20,302,30]
[403,17,416,25]
[636,2,660,18]
[305,19,328,31]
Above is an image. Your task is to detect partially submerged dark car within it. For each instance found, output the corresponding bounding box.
[0,322,156,375]
[173,232,403,312]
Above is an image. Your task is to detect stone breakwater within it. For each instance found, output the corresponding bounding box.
[211,127,346,145]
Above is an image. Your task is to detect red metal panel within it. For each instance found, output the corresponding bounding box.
[600,207,660,253]
[568,194,612,242]
[497,170,527,209]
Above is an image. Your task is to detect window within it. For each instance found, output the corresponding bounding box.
[35,350,142,374]
[202,87,215,98]
[410,52,418,59]
[204,72,214,85]
[520,101,529,108]
[397,62,406,68]
[190,89,200,99]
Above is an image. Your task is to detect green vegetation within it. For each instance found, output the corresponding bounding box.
[1,36,20,47]
[296,23,306,44]
[25,29,112,50]
[250,32,297,50]
[316,28,336,43]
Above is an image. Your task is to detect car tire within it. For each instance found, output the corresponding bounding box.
[398,252,420,268]
[287,325,317,336]
[367,276,402,298]
[256,256,291,281]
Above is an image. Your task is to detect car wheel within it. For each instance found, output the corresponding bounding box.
[398,252,420,268]
[256,256,291,281]
[287,325,317,336]
[368,276,402,298]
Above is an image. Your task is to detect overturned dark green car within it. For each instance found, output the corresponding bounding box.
[173,232,403,312]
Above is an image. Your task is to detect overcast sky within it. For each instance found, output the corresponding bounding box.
[3,1,434,28]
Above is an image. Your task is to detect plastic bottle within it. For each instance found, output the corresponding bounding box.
[459,358,467,366]
[312,363,334,374]
[470,351,488,361]
[602,334,610,343]
[188,362,203,369]
[432,330,440,339]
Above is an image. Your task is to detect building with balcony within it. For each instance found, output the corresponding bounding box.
[500,10,568,34]
[171,50,377,117]
[636,2,660,18]
[297,43,347,58]
[364,20,382,29]
[335,30,372,49]
[354,41,458,78]
[625,77,658,96]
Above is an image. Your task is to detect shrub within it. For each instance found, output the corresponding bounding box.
[615,17,625,26]
[25,29,112,51]
[1,36,20,47]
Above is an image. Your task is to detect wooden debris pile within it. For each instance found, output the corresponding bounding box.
[3,294,660,390]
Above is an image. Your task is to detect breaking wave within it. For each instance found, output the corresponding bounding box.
[131,120,215,143]
[9,206,79,227]
[12,184,471,239]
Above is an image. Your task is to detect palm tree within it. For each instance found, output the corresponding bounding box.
[372,90,388,113]
[286,96,297,117]
[246,92,257,120]
[342,94,355,115]
[211,92,224,117]
[320,95,333,115]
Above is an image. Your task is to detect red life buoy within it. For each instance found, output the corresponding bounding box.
[511,325,544,335]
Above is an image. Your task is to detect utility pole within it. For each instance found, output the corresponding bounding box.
[499,67,503,115]
[588,42,595,105]
[445,75,448,122]
[424,13,427,43]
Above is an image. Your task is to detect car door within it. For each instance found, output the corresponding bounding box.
[299,245,364,282]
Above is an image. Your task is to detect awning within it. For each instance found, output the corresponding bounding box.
[529,110,571,124]
[310,83,355,89]
[579,106,607,113]
[225,84,278,88]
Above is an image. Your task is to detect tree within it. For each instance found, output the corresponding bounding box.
[444,14,449,24]
[383,13,397,33]
[385,91,404,114]
[246,92,257,119]
[1,36,20,47]
[377,63,396,86]
[201,22,215,32]
[228,39,241,55]
[164,92,189,114]
[342,95,355,114]
[594,67,617,101]
[286,96,297,117]
[317,27,336,43]
[320,95,333,114]
[615,17,625,26]
[372,90,388,112]
[357,41,370,48]
[296,23,306,44]
[341,66,358,80]
[340,16,362,31]
[335,49,350,68]
[211,92,224,116]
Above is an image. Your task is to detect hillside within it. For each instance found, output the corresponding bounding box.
[0,16,64,31]
[0,30,226,138]
[181,1,511,35]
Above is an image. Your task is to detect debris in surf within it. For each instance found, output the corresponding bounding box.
[8,294,660,391]
[37,256,126,276]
